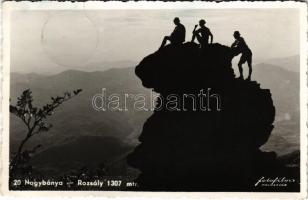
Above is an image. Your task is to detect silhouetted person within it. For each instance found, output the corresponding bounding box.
[231,31,253,80]
[191,19,213,48]
[160,17,186,49]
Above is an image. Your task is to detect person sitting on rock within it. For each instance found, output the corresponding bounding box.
[231,31,253,81]
[160,17,186,49]
[191,19,213,48]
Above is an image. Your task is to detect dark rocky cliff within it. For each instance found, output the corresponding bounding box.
[127,42,299,191]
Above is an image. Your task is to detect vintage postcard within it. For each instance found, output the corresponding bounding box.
[1,1,307,198]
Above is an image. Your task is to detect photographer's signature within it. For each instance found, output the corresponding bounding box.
[255,177,296,187]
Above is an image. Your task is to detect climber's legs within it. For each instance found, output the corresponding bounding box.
[191,31,201,43]
[192,33,208,48]
[237,53,252,81]
[160,36,170,49]
[238,55,246,80]
[238,63,244,79]
[247,54,252,81]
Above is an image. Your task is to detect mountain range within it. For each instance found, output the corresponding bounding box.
[10,57,300,175]
[263,55,299,72]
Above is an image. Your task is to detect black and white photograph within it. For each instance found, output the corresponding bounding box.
[1,1,307,197]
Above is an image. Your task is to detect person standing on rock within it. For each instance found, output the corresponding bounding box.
[160,17,186,49]
[231,31,253,81]
[191,19,213,48]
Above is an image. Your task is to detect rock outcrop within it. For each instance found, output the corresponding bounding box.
[127,42,298,191]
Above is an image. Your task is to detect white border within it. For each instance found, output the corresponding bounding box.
[1,1,307,199]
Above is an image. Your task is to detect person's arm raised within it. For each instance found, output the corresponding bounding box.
[192,24,198,33]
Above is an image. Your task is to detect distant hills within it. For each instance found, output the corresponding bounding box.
[261,55,300,72]
[10,56,300,175]
[30,136,133,176]
[10,67,152,153]
[254,63,299,118]
[12,60,137,75]
[250,61,300,155]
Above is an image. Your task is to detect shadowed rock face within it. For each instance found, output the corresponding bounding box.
[127,42,298,191]
[135,42,235,94]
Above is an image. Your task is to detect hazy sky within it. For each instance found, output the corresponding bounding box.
[11,9,300,74]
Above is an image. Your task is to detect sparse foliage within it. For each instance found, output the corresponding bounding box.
[10,89,82,176]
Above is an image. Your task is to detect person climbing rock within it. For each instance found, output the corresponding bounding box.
[231,31,253,81]
[191,19,213,48]
[160,17,186,49]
